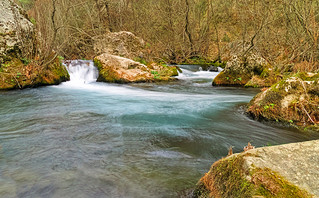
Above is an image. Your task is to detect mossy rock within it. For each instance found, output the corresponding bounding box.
[94,53,178,84]
[247,74,319,129]
[0,57,69,90]
[212,71,251,86]
[193,151,312,198]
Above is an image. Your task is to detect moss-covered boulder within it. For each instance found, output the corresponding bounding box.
[0,56,69,90]
[212,70,251,86]
[247,73,319,130]
[212,42,267,86]
[94,53,178,83]
[193,140,318,197]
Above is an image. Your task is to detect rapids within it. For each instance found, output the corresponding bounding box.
[0,60,318,197]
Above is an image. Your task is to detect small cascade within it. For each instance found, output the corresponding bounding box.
[63,60,98,85]
[176,65,222,81]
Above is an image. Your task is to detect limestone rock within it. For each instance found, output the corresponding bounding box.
[94,53,178,83]
[193,140,319,197]
[93,31,145,59]
[0,0,34,61]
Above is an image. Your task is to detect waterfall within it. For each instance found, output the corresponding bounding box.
[63,60,98,85]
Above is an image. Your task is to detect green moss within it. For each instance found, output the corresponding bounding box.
[252,168,311,198]
[213,71,251,86]
[134,57,148,65]
[0,56,69,90]
[194,155,254,198]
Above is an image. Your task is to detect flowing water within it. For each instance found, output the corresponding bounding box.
[1,60,319,198]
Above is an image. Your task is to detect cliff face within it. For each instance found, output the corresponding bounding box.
[193,140,319,198]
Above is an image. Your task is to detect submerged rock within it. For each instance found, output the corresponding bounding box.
[94,53,178,83]
[193,140,318,197]
[247,73,319,130]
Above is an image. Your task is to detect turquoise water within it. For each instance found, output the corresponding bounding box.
[0,61,318,197]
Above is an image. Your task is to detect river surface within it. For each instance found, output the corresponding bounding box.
[1,60,319,198]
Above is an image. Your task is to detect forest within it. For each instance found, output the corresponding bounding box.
[16,0,319,72]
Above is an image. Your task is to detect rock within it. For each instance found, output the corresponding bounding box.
[0,0,35,62]
[212,42,267,86]
[94,53,178,83]
[247,73,319,130]
[193,140,319,197]
[0,0,69,90]
[93,31,145,59]
[0,56,69,90]
[208,66,218,72]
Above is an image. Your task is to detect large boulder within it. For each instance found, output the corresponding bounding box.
[247,73,319,130]
[93,31,145,60]
[94,53,178,83]
[0,0,69,90]
[0,0,35,62]
[213,42,267,86]
[193,140,318,197]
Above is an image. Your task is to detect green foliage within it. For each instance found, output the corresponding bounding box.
[30,17,36,25]
[151,70,160,79]
[21,57,30,65]
[58,56,64,61]
[134,57,148,65]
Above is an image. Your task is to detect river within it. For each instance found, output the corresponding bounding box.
[1,60,318,197]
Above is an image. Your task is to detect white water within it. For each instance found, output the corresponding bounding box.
[177,68,221,80]
[63,60,99,86]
